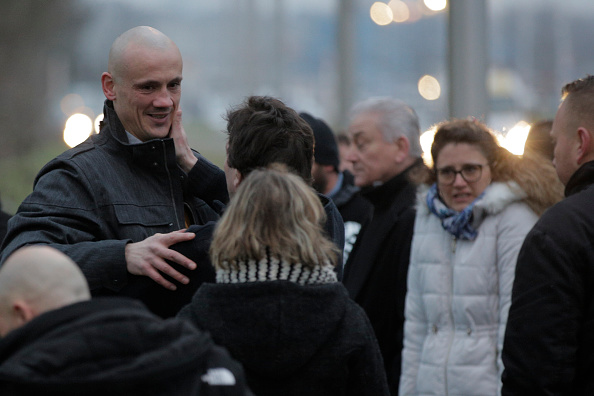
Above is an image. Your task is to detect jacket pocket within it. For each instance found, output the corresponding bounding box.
[113,204,174,227]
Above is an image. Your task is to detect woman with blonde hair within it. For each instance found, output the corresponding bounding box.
[399,119,563,396]
[178,165,389,396]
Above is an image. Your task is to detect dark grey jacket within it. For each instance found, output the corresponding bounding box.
[0,101,228,295]
[0,298,252,396]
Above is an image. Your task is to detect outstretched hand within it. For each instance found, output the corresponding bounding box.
[125,230,197,290]
[170,109,198,173]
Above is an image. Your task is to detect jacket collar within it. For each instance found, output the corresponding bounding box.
[100,100,178,167]
[361,158,423,209]
[565,160,594,197]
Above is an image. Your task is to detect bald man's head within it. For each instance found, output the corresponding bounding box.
[107,26,180,82]
[101,26,183,142]
[0,246,90,337]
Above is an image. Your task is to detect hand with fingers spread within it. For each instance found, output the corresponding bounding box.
[125,230,197,290]
[170,109,198,174]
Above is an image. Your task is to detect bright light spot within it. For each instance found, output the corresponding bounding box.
[389,0,410,23]
[60,94,85,116]
[94,114,104,134]
[418,75,441,101]
[499,121,530,155]
[424,0,447,12]
[64,113,93,148]
[407,1,423,22]
[420,126,437,166]
[370,2,394,26]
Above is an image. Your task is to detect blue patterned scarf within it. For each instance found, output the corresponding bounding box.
[426,183,485,240]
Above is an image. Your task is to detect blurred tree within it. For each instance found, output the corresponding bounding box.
[0,0,88,157]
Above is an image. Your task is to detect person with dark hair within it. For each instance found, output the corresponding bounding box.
[524,119,554,161]
[502,75,594,395]
[0,246,252,396]
[222,96,344,258]
[0,26,229,318]
[341,97,426,395]
[399,119,562,396]
[178,166,389,396]
[299,112,372,266]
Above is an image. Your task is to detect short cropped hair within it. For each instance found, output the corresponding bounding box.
[561,75,594,129]
[349,97,422,157]
[225,96,314,183]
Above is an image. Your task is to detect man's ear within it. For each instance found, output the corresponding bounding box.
[577,127,593,165]
[12,300,36,328]
[394,136,411,163]
[101,72,116,101]
[233,171,243,191]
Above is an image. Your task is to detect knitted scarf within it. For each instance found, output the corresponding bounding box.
[426,183,485,241]
[216,254,337,285]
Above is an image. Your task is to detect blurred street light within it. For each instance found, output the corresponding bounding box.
[94,114,104,134]
[424,0,447,12]
[420,126,437,166]
[418,75,441,100]
[64,113,92,148]
[370,2,393,26]
[499,121,530,155]
[389,0,410,23]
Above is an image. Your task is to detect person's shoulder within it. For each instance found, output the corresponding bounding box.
[541,186,594,225]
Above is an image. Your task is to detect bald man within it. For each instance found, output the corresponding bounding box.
[0,245,90,337]
[0,26,229,318]
[0,246,252,395]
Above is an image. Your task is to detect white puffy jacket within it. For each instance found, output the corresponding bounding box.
[399,182,537,396]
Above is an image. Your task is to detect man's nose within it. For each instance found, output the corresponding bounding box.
[153,88,174,108]
[345,147,358,162]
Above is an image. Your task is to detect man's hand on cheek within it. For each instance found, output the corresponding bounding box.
[170,110,198,173]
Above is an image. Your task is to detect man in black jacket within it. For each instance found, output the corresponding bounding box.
[0,27,228,317]
[341,97,424,395]
[502,75,594,395]
[0,245,252,396]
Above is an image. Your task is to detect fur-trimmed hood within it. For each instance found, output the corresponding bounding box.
[416,181,528,229]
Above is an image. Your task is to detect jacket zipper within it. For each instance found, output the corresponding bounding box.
[443,235,457,395]
[162,141,181,229]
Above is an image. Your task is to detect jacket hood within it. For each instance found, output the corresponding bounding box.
[184,281,349,378]
[417,181,527,228]
[0,298,212,386]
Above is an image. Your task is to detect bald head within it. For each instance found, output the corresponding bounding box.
[108,26,180,81]
[101,26,183,141]
[0,246,90,336]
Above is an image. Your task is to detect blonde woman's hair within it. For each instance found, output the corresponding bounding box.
[427,119,563,216]
[210,164,339,270]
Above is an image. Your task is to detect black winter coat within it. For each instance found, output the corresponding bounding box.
[178,281,389,396]
[0,298,252,396]
[502,161,594,395]
[342,163,419,395]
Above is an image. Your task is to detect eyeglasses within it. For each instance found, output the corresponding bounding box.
[436,164,488,185]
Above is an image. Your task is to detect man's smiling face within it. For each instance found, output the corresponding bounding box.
[110,43,182,141]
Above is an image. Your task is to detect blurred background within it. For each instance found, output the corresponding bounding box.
[2,0,594,213]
